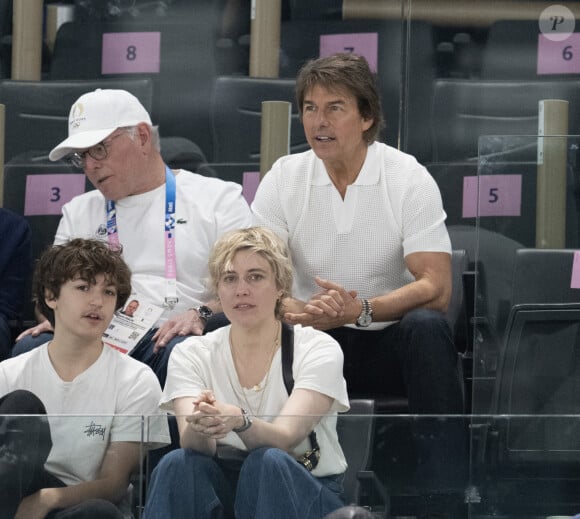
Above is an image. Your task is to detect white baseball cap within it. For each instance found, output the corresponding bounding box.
[49,88,152,161]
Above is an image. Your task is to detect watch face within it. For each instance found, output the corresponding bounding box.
[357,313,373,327]
[198,305,213,320]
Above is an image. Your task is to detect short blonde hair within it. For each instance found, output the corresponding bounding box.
[209,227,293,319]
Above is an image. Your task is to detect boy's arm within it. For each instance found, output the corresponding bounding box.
[15,441,140,519]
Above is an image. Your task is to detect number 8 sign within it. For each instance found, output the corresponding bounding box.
[102,32,161,74]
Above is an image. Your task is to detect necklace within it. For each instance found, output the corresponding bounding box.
[228,322,280,416]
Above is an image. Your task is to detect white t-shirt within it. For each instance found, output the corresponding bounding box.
[0,344,169,488]
[251,142,452,330]
[55,170,252,322]
[162,324,350,477]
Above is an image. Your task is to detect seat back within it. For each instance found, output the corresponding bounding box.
[495,303,580,418]
[510,248,579,306]
[470,252,580,515]
[336,399,377,506]
[210,76,307,163]
[448,225,525,336]
[489,249,580,478]
[430,78,580,163]
[476,296,580,515]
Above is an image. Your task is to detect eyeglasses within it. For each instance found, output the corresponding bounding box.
[69,128,134,169]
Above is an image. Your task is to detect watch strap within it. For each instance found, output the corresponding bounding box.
[232,407,252,433]
[356,298,373,327]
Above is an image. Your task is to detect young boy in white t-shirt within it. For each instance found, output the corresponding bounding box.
[0,238,169,519]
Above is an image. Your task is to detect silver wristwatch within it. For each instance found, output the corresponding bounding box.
[194,305,213,321]
[232,407,253,433]
[355,298,373,327]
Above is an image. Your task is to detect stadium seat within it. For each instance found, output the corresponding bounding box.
[473,248,580,516]
[430,78,580,163]
[209,76,307,163]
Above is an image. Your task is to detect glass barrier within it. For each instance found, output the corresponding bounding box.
[140,412,580,519]
[0,413,148,518]
[470,134,580,418]
[2,411,580,517]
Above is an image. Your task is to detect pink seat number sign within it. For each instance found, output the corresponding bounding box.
[571,251,580,289]
[537,33,580,75]
[102,32,161,74]
[319,33,378,72]
[462,174,522,218]
[24,174,85,216]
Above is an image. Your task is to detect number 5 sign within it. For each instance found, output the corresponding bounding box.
[462,174,522,218]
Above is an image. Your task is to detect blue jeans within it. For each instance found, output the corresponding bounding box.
[11,328,188,388]
[143,447,345,519]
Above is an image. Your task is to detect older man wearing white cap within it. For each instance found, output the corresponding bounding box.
[14,89,252,386]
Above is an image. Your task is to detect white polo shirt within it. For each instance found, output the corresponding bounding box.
[252,142,451,330]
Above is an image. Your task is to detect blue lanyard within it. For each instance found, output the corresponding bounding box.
[106,166,178,309]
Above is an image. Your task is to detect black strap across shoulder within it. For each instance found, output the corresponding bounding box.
[281,322,295,395]
[280,322,320,470]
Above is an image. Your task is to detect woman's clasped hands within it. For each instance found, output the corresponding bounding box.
[186,390,242,440]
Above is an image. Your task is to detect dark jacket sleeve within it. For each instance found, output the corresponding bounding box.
[0,209,32,321]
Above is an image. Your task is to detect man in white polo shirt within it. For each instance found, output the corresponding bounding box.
[252,53,466,518]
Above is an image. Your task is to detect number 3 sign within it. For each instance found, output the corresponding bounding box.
[24,174,86,216]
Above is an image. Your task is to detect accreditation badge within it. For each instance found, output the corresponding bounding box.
[102,294,165,354]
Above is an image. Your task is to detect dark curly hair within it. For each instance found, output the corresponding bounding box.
[33,238,132,326]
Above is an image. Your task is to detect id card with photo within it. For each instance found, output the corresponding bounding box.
[102,296,164,354]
